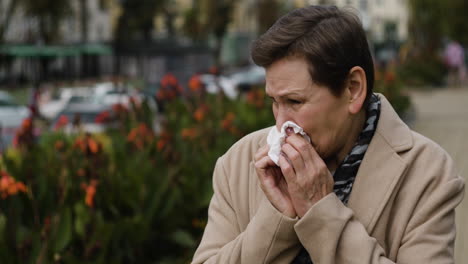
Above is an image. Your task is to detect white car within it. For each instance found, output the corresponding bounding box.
[228,65,266,92]
[200,74,238,99]
[0,91,30,149]
[39,86,95,120]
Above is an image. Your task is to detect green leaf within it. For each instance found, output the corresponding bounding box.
[0,214,5,239]
[170,230,195,248]
[52,207,72,252]
[73,203,89,238]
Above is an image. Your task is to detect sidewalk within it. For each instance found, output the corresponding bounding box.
[408,87,468,263]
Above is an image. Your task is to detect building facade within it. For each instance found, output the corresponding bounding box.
[296,0,408,43]
[1,0,113,44]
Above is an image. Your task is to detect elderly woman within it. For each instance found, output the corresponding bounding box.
[192,5,464,264]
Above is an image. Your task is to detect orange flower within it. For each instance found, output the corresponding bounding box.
[21,117,32,130]
[156,130,171,151]
[221,112,236,131]
[181,127,198,140]
[189,75,202,92]
[77,168,86,177]
[127,128,138,142]
[16,182,27,193]
[246,89,265,108]
[82,180,98,208]
[0,173,12,191]
[54,115,69,130]
[73,137,86,152]
[374,68,382,81]
[127,123,154,149]
[156,139,166,151]
[55,140,64,151]
[193,105,209,122]
[384,70,396,83]
[161,73,178,88]
[0,171,27,199]
[209,66,219,75]
[87,138,99,154]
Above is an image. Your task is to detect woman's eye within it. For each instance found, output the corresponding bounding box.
[288,99,301,104]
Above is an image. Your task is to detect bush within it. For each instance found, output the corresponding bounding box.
[374,67,411,117]
[0,76,273,264]
[398,55,447,87]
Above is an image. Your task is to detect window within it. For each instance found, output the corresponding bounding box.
[359,0,367,10]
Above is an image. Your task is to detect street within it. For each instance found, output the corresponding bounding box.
[408,87,468,263]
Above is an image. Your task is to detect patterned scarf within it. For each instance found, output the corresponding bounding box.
[292,94,381,264]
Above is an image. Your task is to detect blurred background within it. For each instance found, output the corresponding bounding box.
[0,0,467,263]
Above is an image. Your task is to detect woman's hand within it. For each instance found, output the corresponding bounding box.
[254,145,297,218]
[278,129,334,218]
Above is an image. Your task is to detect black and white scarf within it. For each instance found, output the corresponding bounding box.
[292,94,381,264]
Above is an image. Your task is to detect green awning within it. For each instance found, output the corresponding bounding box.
[0,44,112,57]
[80,43,112,55]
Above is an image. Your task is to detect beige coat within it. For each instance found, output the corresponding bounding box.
[192,95,465,264]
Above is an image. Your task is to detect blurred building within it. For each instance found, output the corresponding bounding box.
[1,0,113,44]
[296,0,408,43]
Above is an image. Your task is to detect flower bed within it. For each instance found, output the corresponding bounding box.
[0,75,273,263]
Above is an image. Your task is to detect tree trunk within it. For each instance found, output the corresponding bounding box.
[80,0,89,78]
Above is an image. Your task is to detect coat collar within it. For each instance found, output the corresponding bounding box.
[348,94,413,232]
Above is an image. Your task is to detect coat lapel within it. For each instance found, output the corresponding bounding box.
[347,94,413,233]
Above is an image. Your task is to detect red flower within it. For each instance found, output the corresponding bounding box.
[157,74,182,100]
[54,115,69,130]
[112,103,127,113]
[95,111,110,124]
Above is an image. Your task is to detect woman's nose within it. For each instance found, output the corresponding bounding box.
[275,107,290,131]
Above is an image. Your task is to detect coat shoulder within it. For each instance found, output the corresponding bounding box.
[222,127,271,165]
[399,130,464,193]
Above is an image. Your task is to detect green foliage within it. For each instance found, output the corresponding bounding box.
[374,67,411,116]
[398,54,447,87]
[408,0,468,51]
[0,80,272,263]
[115,0,170,41]
[17,0,73,43]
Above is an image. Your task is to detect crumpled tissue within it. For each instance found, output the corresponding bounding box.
[266,121,311,165]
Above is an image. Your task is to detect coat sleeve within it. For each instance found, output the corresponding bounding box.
[294,170,465,263]
[192,156,300,264]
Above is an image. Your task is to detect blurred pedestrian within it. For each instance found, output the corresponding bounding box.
[444,40,466,86]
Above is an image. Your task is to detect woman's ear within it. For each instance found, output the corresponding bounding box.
[346,66,367,114]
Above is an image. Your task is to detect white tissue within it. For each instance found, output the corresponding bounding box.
[267,121,311,165]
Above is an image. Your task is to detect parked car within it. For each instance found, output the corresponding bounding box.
[39,86,95,120]
[0,91,30,149]
[200,74,238,99]
[51,103,115,134]
[228,65,265,92]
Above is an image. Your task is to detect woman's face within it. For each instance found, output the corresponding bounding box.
[265,56,355,163]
